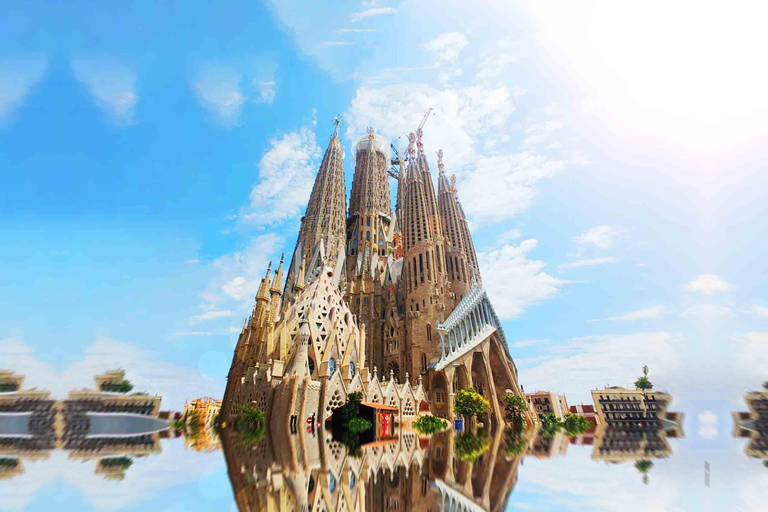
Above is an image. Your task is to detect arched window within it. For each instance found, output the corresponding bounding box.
[349,361,356,378]
[308,357,315,375]
[421,353,427,372]
[426,324,432,342]
[328,358,337,376]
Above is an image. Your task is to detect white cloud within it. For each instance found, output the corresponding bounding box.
[239,118,321,226]
[510,339,549,349]
[519,332,681,405]
[70,55,138,125]
[350,7,395,22]
[344,84,565,226]
[558,256,617,272]
[191,62,245,128]
[0,435,224,512]
[190,309,234,325]
[682,274,733,295]
[0,55,48,124]
[475,37,517,82]
[604,304,664,321]
[0,338,224,411]
[498,229,522,244]
[574,225,626,249]
[421,32,469,65]
[173,331,214,337]
[336,28,376,33]
[205,233,284,305]
[751,304,768,318]
[682,304,735,325]
[185,259,200,264]
[319,41,357,46]
[459,152,565,226]
[697,410,719,439]
[477,239,566,320]
[254,81,277,104]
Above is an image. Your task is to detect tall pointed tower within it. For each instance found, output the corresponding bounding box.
[399,128,449,383]
[437,150,479,303]
[284,118,347,303]
[345,126,392,373]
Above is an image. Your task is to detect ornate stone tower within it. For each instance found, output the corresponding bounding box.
[345,127,392,373]
[437,150,479,303]
[400,129,450,384]
[284,118,347,303]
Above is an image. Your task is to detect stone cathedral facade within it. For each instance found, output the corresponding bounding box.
[223,117,531,427]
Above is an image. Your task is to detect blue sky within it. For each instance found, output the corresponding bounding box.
[2,0,768,510]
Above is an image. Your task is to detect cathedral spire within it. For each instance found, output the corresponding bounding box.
[284,119,347,302]
[437,150,479,299]
[256,262,272,302]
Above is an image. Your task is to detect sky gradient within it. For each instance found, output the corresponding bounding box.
[2,1,767,511]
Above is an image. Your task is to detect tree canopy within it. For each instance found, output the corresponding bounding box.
[454,389,490,418]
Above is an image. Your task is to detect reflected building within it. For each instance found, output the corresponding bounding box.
[590,387,684,462]
[0,370,171,480]
[182,397,222,452]
[221,418,523,512]
[732,389,768,461]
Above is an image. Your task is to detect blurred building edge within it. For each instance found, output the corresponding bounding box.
[0,370,171,481]
[181,397,222,452]
[732,389,768,461]
[590,386,684,462]
[568,404,598,446]
[524,391,568,421]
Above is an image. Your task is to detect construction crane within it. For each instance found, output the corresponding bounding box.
[417,107,434,135]
[389,108,434,178]
[388,142,402,179]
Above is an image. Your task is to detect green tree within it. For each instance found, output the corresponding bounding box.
[503,393,526,430]
[454,433,491,462]
[539,413,562,438]
[454,389,490,419]
[634,459,653,485]
[100,456,133,471]
[101,379,134,393]
[413,415,448,435]
[635,365,653,390]
[562,413,592,436]
[233,405,266,445]
[502,427,528,457]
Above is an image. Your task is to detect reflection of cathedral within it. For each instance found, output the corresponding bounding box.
[732,389,768,461]
[0,371,172,480]
[223,116,530,429]
[221,417,523,512]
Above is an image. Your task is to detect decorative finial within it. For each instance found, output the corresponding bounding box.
[469,262,478,286]
[437,150,444,174]
[333,114,343,136]
[450,174,457,194]
[367,126,376,139]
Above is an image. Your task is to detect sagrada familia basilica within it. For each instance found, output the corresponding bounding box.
[221,113,531,430]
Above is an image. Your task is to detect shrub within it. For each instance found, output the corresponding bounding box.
[562,413,592,436]
[454,433,491,462]
[454,389,490,418]
[234,405,266,444]
[502,427,527,457]
[101,379,134,393]
[348,417,372,434]
[634,376,653,390]
[413,415,447,435]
